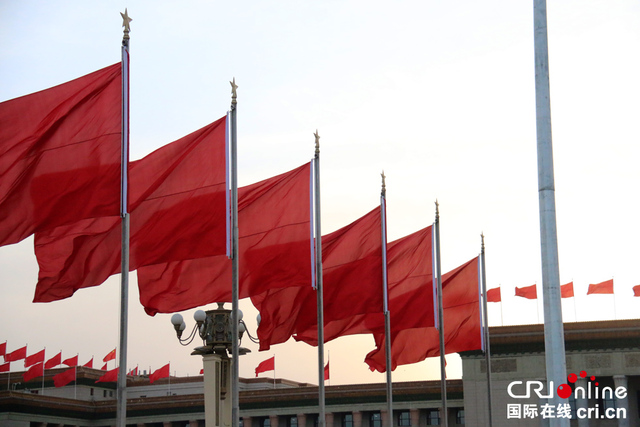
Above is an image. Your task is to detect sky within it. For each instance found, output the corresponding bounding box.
[1,1,639,386]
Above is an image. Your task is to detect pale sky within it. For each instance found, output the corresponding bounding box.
[1,1,639,386]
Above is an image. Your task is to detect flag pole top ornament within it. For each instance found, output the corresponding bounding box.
[120,9,132,41]
[314,130,320,155]
[230,78,238,105]
[481,232,485,253]
[381,170,386,197]
[435,199,440,222]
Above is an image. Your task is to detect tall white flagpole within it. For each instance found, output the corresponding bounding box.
[117,9,132,427]
[434,201,448,427]
[230,78,240,427]
[480,235,493,426]
[380,172,392,427]
[533,1,568,425]
[313,131,325,427]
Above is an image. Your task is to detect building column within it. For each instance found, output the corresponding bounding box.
[163,422,172,427]
[325,412,334,427]
[381,410,390,427]
[352,411,363,427]
[137,423,146,427]
[574,377,589,427]
[410,409,419,427]
[613,375,629,427]
[189,421,199,427]
[244,416,253,427]
[269,415,279,427]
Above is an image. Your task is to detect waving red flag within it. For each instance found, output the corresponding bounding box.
[0,342,5,360]
[0,64,121,247]
[53,367,76,387]
[4,346,26,362]
[23,362,44,382]
[486,287,501,302]
[255,356,275,377]
[0,362,9,373]
[324,361,330,381]
[44,352,62,369]
[103,348,116,363]
[515,284,537,300]
[25,349,45,368]
[587,279,614,295]
[561,282,574,298]
[149,363,170,384]
[83,358,93,368]
[633,285,640,297]
[62,355,78,367]
[96,367,118,383]
[33,116,227,303]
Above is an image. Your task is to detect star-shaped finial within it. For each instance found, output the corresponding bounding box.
[121,9,132,33]
[314,130,320,154]
[230,78,238,104]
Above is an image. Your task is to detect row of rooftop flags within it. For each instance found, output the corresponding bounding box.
[0,343,170,386]
[486,279,640,301]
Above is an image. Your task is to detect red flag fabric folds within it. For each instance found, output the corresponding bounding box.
[96,367,118,383]
[62,355,78,367]
[486,287,501,303]
[33,117,228,303]
[0,362,9,373]
[44,352,62,369]
[587,279,614,295]
[23,362,44,382]
[138,162,312,315]
[103,349,116,363]
[253,207,382,351]
[365,257,481,373]
[0,64,121,246]
[25,349,45,368]
[515,284,537,300]
[561,282,574,298]
[633,285,640,297]
[83,358,93,368]
[0,342,5,360]
[4,346,26,362]
[149,363,170,384]
[255,356,275,377]
[53,367,76,387]
[101,363,108,371]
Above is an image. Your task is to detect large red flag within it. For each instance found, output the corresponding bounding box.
[4,346,26,362]
[44,352,62,369]
[561,282,574,298]
[255,356,275,377]
[96,367,118,383]
[0,64,121,246]
[633,285,640,297]
[0,362,9,373]
[253,207,383,351]
[33,117,228,303]
[365,257,481,372]
[103,349,116,363]
[23,362,44,382]
[515,284,537,300]
[587,279,614,295]
[0,342,5,360]
[62,355,78,367]
[149,363,170,384]
[486,287,501,302]
[138,162,312,315]
[53,367,76,387]
[25,349,45,368]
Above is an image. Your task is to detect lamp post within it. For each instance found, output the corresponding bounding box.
[171,303,255,427]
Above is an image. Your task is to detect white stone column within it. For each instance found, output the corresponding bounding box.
[270,414,279,427]
[574,377,589,427]
[352,411,362,427]
[203,353,232,427]
[410,409,419,427]
[613,375,629,427]
[325,412,334,427]
[297,413,307,427]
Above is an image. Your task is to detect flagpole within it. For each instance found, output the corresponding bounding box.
[42,348,45,395]
[380,172,392,427]
[117,10,132,427]
[313,131,325,427]
[229,78,240,427]
[480,235,493,426]
[434,201,448,427]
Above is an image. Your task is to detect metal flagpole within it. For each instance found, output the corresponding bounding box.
[533,1,568,425]
[434,201,448,427]
[313,131,325,427]
[117,9,132,427]
[380,172,392,427]
[480,235,493,426]
[230,78,240,427]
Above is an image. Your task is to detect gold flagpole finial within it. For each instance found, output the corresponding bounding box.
[314,130,320,155]
[120,9,132,41]
[230,78,238,105]
[381,170,386,197]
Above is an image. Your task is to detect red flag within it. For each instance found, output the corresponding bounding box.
[0,362,9,373]
[0,64,121,247]
[127,366,138,376]
[25,349,45,368]
[83,358,93,368]
[53,367,76,387]
[255,356,275,377]
[0,342,5,360]
[138,162,312,315]
[33,117,228,303]
[324,361,330,381]
[4,346,26,362]
[253,207,383,351]
[199,368,204,375]
[44,352,62,369]
[587,279,614,295]
[103,349,116,363]
[62,355,78,367]
[633,285,640,297]
[96,367,118,383]
[149,363,170,384]
[23,362,44,382]
[101,363,108,371]
[561,282,574,298]
[486,287,501,302]
[515,284,537,300]
[366,257,481,372]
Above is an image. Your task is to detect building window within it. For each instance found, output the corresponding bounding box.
[103,390,107,398]
[262,418,271,427]
[370,412,381,427]
[342,414,353,427]
[288,416,298,427]
[90,388,94,396]
[603,395,616,411]
[455,409,464,425]
[568,395,577,419]
[426,410,440,426]
[398,411,411,426]
[240,418,244,427]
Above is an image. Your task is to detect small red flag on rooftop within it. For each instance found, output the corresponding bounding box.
[53,367,76,388]
[25,349,45,368]
[486,287,501,303]
[103,348,116,362]
[587,279,614,295]
[561,282,574,298]
[149,364,170,384]
[515,284,537,300]
[255,356,275,377]
[45,352,62,369]
[633,285,640,297]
